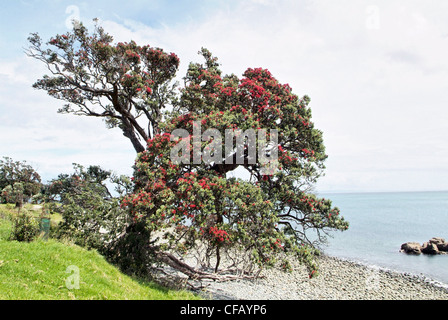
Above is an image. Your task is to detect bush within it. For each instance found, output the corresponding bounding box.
[9,212,40,242]
[44,164,132,257]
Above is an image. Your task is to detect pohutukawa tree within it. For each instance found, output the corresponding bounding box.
[29,21,348,280]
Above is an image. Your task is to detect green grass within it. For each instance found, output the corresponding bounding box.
[0,205,13,240]
[0,205,200,300]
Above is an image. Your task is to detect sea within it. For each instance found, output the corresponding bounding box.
[318,191,448,287]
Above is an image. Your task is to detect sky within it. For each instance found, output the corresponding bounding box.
[1,0,448,193]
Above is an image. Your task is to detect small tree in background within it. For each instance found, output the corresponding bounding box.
[0,157,42,208]
[44,164,131,254]
[38,163,146,276]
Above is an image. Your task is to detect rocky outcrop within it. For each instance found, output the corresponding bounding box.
[429,237,448,251]
[400,242,422,255]
[421,242,439,255]
[401,237,448,255]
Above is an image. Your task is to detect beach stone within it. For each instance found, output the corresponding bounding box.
[196,254,448,300]
[421,242,439,255]
[429,237,447,251]
[429,237,445,244]
[401,242,422,254]
[438,243,448,252]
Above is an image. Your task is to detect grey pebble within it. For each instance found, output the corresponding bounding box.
[197,255,448,300]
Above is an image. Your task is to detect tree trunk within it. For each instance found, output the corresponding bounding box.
[123,126,145,153]
[215,246,221,273]
[156,250,259,282]
[15,193,23,212]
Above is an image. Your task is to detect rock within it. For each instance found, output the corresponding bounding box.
[421,242,439,255]
[438,243,448,252]
[429,237,445,244]
[429,237,447,251]
[401,242,422,255]
[401,238,448,255]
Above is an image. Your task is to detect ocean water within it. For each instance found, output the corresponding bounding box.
[319,191,448,286]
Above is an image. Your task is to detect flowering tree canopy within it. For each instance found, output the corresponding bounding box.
[27,20,180,153]
[29,22,348,280]
[123,49,349,279]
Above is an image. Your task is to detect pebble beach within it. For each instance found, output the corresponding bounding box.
[196,255,448,300]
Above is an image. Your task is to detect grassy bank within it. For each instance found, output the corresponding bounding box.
[0,205,199,300]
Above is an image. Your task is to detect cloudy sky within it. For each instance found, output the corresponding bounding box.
[1,0,447,193]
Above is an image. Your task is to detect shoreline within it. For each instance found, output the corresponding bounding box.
[322,254,448,291]
[196,255,448,300]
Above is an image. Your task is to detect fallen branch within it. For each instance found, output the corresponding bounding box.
[156,251,262,282]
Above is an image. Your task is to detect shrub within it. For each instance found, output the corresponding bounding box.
[9,212,40,242]
[45,164,132,260]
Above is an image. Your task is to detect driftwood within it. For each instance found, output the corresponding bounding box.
[156,251,262,282]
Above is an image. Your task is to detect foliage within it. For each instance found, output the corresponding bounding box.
[36,163,155,278]
[43,164,131,255]
[29,23,349,279]
[9,211,40,242]
[124,49,349,278]
[27,20,180,153]
[0,157,42,207]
